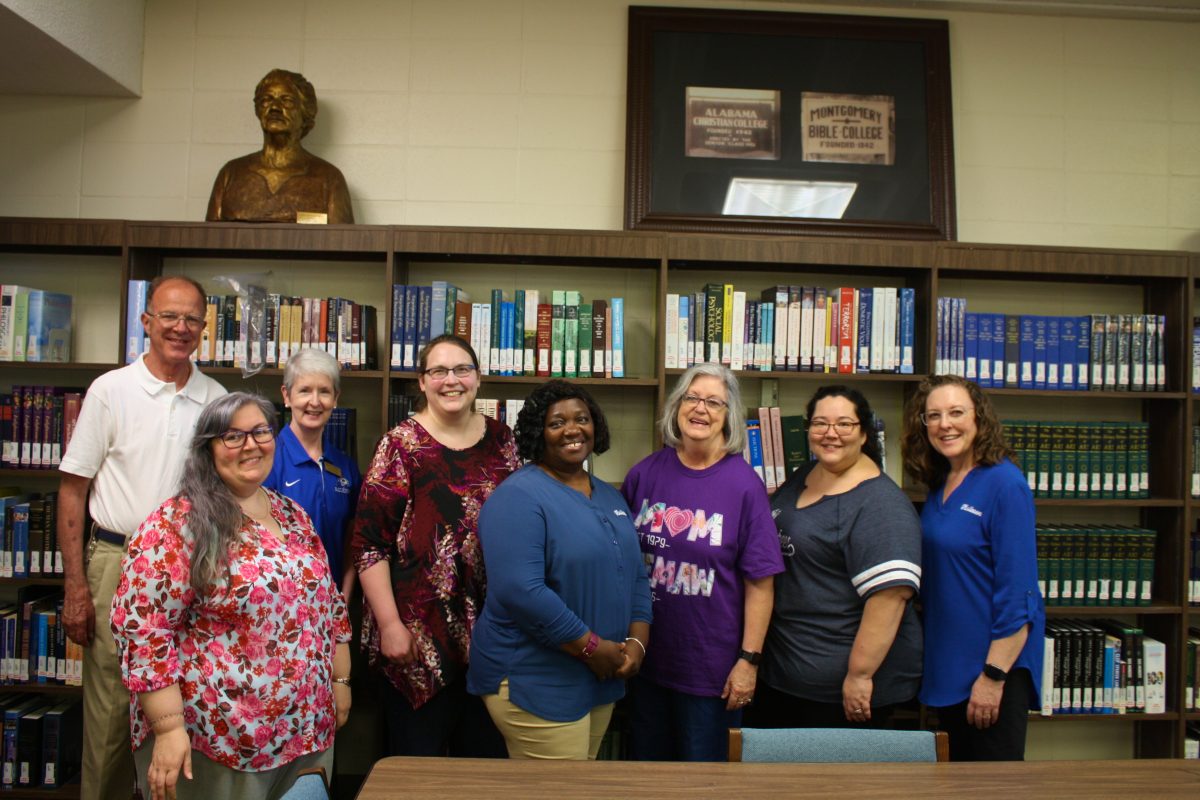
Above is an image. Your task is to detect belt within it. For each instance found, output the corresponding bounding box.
[91,525,128,546]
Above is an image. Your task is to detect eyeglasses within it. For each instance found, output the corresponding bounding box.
[147,311,206,331]
[682,394,728,412]
[920,407,974,427]
[808,419,861,436]
[217,426,275,448]
[421,364,478,380]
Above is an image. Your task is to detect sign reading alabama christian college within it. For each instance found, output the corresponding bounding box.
[801,92,895,165]
[685,87,781,160]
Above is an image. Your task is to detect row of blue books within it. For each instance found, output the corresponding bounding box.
[0,493,62,578]
[0,285,72,363]
[938,299,1167,391]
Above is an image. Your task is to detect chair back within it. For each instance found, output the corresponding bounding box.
[729,727,948,763]
[279,767,331,800]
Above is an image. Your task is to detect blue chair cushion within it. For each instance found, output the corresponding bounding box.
[279,773,330,800]
[740,727,937,763]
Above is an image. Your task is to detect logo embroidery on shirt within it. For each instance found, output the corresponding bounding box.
[285,479,301,488]
[960,503,983,517]
[613,509,628,517]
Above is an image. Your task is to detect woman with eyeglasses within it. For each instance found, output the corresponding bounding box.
[748,385,922,731]
[349,334,519,758]
[264,348,361,599]
[620,363,783,761]
[111,392,351,800]
[901,375,1043,761]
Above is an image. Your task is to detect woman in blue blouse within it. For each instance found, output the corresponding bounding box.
[468,380,652,760]
[264,348,360,598]
[901,375,1044,761]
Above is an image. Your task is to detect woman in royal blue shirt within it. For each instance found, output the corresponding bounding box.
[468,380,652,760]
[264,347,361,598]
[901,375,1044,761]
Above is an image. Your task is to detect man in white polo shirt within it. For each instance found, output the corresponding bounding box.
[57,275,226,800]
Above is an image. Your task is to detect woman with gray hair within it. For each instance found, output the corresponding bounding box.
[619,363,783,761]
[265,347,361,598]
[111,392,351,800]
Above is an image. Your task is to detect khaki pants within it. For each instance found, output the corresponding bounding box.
[482,679,613,760]
[134,742,333,800]
[82,537,135,800]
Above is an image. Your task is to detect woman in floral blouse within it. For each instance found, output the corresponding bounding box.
[111,392,352,800]
[350,334,520,757]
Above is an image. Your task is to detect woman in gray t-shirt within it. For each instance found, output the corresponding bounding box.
[748,385,922,729]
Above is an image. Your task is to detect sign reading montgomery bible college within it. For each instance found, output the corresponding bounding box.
[801,92,895,165]
[684,87,781,160]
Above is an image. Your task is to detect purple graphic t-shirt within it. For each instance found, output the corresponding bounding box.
[621,448,783,697]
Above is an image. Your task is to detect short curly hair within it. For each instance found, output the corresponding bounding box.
[514,380,611,463]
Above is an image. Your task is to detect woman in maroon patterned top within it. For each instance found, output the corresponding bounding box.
[350,334,520,757]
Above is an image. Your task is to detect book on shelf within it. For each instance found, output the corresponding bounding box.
[1,387,84,472]
[473,397,525,430]
[198,290,376,372]
[0,694,79,790]
[1037,525,1155,607]
[1041,619,1160,715]
[939,300,1158,391]
[1004,420,1148,500]
[668,283,915,374]
[0,286,73,364]
[391,285,627,379]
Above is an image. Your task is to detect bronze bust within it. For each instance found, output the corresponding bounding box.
[206,69,354,224]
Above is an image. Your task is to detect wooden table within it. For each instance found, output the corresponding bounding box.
[356,756,1200,799]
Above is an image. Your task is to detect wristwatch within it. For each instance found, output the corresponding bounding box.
[738,649,762,666]
[982,663,1008,682]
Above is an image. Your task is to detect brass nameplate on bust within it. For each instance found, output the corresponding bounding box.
[296,211,329,224]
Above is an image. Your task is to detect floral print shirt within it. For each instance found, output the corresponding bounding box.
[350,415,519,708]
[111,490,351,772]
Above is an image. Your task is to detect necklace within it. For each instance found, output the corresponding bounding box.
[239,487,271,520]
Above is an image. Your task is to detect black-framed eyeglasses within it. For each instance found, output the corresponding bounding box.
[421,364,477,380]
[808,419,861,436]
[217,426,275,448]
[682,394,728,412]
[147,311,206,331]
[920,407,974,427]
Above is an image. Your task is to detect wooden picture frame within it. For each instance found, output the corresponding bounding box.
[624,6,957,240]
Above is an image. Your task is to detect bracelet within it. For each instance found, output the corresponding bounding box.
[625,636,647,657]
[575,631,600,662]
[332,676,351,686]
[149,711,184,731]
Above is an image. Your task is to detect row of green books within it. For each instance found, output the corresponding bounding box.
[1004,420,1149,499]
[1186,630,1200,713]
[1036,525,1155,607]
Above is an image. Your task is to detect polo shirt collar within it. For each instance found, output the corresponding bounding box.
[277,424,318,468]
[133,353,209,403]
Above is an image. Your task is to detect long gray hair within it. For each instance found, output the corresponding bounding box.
[178,392,277,589]
[659,363,747,455]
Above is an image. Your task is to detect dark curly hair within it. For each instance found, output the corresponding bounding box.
[901,374,1015,488]
[805,385,883,467]
[514,380,611,463]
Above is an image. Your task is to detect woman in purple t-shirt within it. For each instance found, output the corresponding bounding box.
[621,363,784,761]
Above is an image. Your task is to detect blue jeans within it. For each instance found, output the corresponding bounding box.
[627,674,741,761]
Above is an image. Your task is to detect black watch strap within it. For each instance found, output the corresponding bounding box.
[738,649,762,666]
[982,662,1008,682]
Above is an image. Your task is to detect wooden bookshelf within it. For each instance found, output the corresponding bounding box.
[1,217,1196,760]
